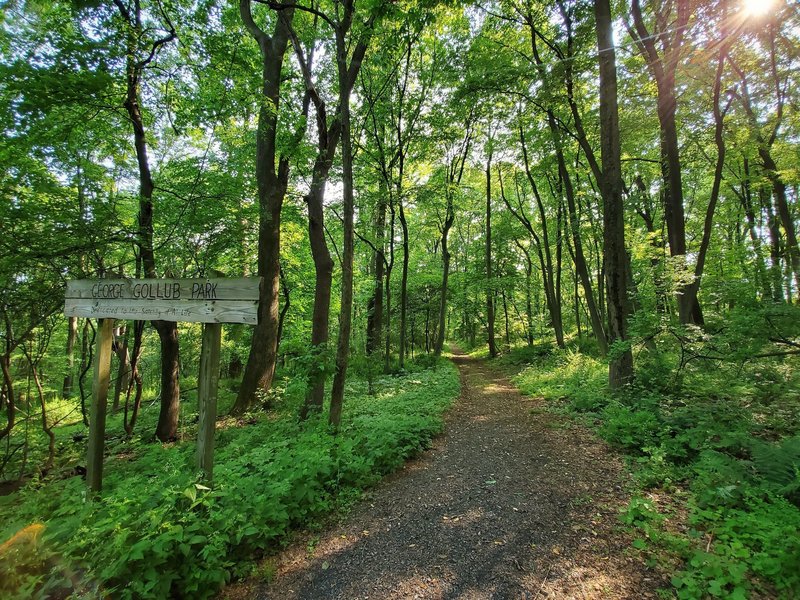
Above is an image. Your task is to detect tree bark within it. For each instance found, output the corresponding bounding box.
[595,0,633,387]
[398,197,410,368]
[485,148,498,358]
[114,0,181,440]
[232,0,295,415]
[331,4,373,428]
[366,190,386,356]
[0,352,14,443]
[112,323,130,413]
[629,0,701,324]
[63,316,77,399]
[434,201,453,356]
[300,132,338,418]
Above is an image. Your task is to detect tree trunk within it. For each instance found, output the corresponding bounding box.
[301,151,337,419]
[398,198,410,368]
[124,321,145,435]
[112,323,130,413]
[366,191,386,356]
[629,0,701,324]
[232,0,295,414]
[764,200,784,303]
[501,289,510,346]
[276,267,291,356]
[595,0,633,387]
[509,138,565,348]
[63,316,77,399]
[116,4,181,440]
[547,112,608,354]
[520,244,534,346]
[739,159,771,300]
[485,151,498,358]
[0,353,15,443]
[30,361,54,472]
[384,200,395,372]
[681,39,731,322]
[331,7,371,428]
[434,200,453,357]
[154,323,180,441]
[761,151,800,303]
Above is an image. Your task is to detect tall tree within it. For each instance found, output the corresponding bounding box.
[628,0,703,324]
[729,16,800,302]
[485,129,498,358]
[434,117,473,356]
[112,0,182,440]
[594,0,632,387]
[291,5,372,419]
[329,0,379,427]
[232,0,296,415]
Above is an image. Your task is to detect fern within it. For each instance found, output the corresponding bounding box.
[750,436,800,503]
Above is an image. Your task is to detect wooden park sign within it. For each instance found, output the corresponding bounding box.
[64,278,259,324]
[64,277,262,493]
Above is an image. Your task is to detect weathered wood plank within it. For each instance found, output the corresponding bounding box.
[65,277,261,301]
[63,298,258,324]
[87,318,113,494]
[197,323,222,482]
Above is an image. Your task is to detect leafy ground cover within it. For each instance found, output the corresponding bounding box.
[490,330,800,599]
[0,358,459,599]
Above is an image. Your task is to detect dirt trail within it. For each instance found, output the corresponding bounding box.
[228,351,665,599]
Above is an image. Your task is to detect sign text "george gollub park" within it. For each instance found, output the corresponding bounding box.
[64,278,260,324]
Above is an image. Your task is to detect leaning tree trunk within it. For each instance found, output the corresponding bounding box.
[682,39,731,321]
[547,113,608,355]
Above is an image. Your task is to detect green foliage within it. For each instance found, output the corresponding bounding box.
[750,436,800,503]
[513,349,608,413]
[498,341,800,598]
[0,360,459,599]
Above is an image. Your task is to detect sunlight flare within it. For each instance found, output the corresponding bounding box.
[743,0,773,17]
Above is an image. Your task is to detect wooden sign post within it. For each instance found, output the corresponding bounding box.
[64,277,261,492]
[86,319,113,494]
[196,322,222,481]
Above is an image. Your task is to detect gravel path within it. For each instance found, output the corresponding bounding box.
[225,350,665,599]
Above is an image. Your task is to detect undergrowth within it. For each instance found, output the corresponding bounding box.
[0,358,460,599]
[499,328,800,599]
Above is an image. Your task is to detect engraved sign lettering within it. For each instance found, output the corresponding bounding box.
[64,278,261,324]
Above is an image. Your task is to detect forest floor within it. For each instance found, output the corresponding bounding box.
[222,349,668,599]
